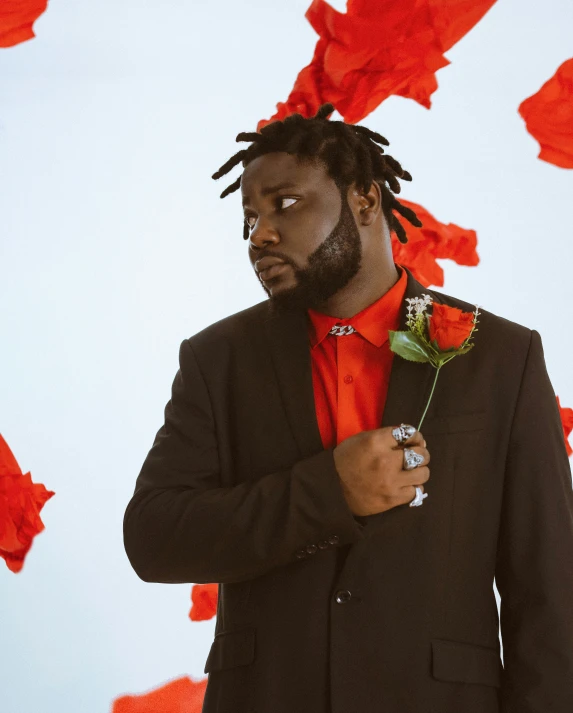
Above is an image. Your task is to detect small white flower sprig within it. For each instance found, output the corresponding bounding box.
[389,293,481,430]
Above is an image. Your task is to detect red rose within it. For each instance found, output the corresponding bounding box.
[428,302,475,350]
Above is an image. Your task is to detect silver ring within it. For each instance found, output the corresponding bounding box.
[403,447,424,470]
[409,486,428,507]
[392,423,416,445]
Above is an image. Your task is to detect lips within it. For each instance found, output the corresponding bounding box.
[260,263,289,281]
[255,256,285,272]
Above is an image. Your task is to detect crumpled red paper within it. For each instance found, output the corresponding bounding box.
[0,0,48,48]
[258,0,497,129]
[188,583,218,621]
[518,58,573,169]
[391,199,479,287]
[112,676,207,713]
[0,433,55,573]
[556,395,573,457]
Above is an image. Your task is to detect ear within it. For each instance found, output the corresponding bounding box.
[347,180,382,227]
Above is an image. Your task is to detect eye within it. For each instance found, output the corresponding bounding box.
[244,196,299,229]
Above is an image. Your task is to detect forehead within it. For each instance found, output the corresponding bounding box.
[240,151,328,197]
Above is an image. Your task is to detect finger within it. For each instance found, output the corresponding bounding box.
[408,483,426,505]
[398,445,430,469]
[400,466,430,487]
[403,430,425,447]
[387,424,423,448]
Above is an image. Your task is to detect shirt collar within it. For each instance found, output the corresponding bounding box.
[306,263,408,349]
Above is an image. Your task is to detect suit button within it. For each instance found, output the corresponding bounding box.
[295,550,307,559]
[306,544,318,554]
[317,540,329,549]
[328,535,339,545]
[335,589,352,604]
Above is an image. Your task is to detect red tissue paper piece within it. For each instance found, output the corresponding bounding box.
[189,583,219,621]
[0,433,55,573]
[112,676,207,713]
[518,58,573,169]
[391,199,479,287]
[556,395,573,458]
[258,0,497,129]
[0,0,48,48]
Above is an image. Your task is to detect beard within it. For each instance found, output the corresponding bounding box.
[263,194,363,317]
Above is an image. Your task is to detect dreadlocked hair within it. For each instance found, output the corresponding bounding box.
[211,103,422,244]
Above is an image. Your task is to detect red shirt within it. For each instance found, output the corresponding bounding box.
[306,263,408,450]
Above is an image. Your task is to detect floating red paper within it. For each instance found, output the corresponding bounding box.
[518,58,573,169]
[0,434,55,573]
[556,396,573,457]
[189,583,218,621]
[391,199,479,287]
[0,0,48,48]
[112,676,207,713]
[258,0,497,129]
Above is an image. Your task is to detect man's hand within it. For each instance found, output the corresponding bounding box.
[333,427,430,516]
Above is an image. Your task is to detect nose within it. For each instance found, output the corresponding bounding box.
[249,215,280,250]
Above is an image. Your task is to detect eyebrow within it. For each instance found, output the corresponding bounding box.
[241,182,299,207]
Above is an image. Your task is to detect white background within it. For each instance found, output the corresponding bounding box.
[1,1,572,711]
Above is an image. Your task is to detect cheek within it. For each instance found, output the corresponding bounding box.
[287,205,338,250]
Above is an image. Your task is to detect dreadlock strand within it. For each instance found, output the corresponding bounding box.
[355,139,375,195]
[391,214,408,244]
[220,174,242,199]
[236,131,262,143]
[314,103,335,120]
[379,162,402,194]
[383,154,408,178]
[352,124,390,147]
[212,148,250,180]
[392,197,423,227]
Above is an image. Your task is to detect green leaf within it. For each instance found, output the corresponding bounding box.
[388,330,432,363]
[454,343,475,356]
[433,342,474,366]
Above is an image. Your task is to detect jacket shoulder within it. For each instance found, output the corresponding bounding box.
[185,299,270,350]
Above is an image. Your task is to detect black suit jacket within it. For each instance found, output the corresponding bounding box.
[123,266,573,713]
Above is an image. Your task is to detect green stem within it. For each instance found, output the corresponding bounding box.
[417,366,441,431]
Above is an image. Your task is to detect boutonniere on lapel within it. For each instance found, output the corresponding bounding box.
[388,294,480,430]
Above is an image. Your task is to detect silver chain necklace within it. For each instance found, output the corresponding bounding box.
[328,324,356,336]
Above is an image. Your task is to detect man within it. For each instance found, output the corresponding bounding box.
[123,104,573,713]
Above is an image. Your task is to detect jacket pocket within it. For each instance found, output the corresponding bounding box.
[431,638,502,688]
[204,627,256,673]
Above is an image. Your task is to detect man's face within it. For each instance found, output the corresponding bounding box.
[241,151,364,315]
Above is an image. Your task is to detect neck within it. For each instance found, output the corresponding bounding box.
[314,261,401,319]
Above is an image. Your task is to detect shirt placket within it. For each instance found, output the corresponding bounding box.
[336,333,355,445]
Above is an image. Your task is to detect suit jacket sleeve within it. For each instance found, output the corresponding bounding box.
[495,329,573,712]
[123,338,366,585]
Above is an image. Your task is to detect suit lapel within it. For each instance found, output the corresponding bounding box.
[264,306,323,458]
[263,265,443,459]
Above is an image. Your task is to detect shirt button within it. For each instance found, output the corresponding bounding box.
[305,544,318,555]
[343,374,353,384]
[327,535,339,545]
[295,550,307,559]
[335,589,352,604]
